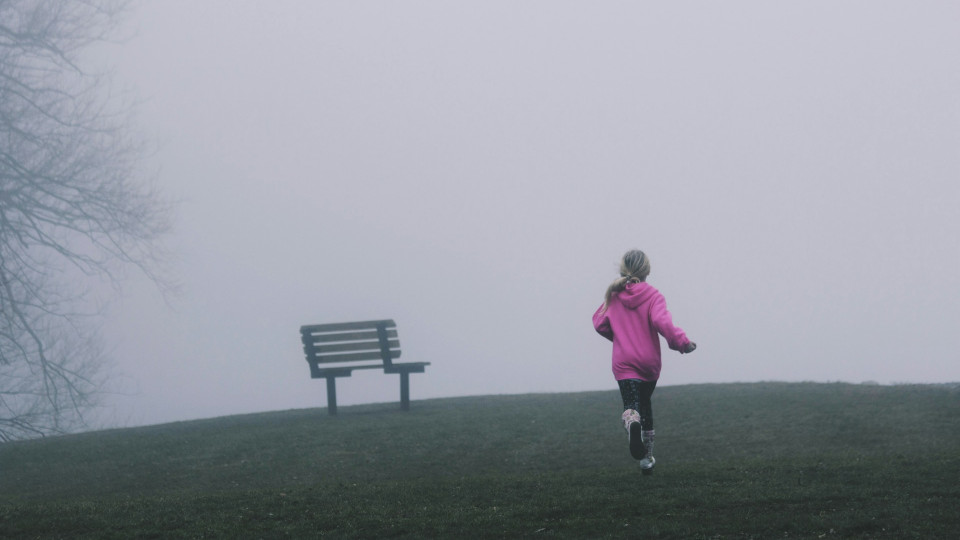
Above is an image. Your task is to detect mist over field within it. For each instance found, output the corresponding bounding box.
[94,1,960,428]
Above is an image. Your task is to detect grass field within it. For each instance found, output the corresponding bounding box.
[0,382,958,538]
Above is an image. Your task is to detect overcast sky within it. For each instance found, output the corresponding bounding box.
[95,1,959,428]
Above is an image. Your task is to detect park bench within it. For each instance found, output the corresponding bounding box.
[299,319,429,415]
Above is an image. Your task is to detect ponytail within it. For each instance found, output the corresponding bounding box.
[600,250,651,312]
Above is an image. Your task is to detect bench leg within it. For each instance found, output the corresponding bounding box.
[400,371,410,411]
[326,377,338,416]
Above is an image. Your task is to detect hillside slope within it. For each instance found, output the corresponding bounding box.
[1,382,958,538]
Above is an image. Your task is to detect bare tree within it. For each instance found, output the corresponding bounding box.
[0,0,170,440]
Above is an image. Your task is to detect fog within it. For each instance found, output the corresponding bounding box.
[97,1,959,428]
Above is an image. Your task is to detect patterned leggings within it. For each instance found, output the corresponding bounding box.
[618,379,657,431]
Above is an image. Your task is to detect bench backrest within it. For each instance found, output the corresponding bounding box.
[300,319,401,371]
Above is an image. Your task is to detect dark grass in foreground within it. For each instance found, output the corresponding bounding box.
[1,383,958,538]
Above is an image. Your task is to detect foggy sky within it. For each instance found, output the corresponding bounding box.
[97,1,959,428]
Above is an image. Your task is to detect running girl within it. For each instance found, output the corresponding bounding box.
[593,249,696,474]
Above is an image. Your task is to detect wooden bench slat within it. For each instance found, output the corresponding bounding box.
[311,350,402,364]
[311,364,384,377]
[384,362,429,374]
[303,329,398,343]
[311,340,400,354]
[300,319,396,333]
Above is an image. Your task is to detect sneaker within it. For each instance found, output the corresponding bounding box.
[640,456,656,475]
[639,429,655,474]
[629,422,646,460]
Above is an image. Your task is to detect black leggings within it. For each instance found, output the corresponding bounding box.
[618,379,657,431]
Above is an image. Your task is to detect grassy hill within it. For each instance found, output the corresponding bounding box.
[0,382,957,538]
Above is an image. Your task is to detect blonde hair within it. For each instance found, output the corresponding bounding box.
[602,249,651,309]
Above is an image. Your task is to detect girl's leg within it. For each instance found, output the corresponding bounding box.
[618,378,640,409]
[635,380,656,431]
[618,379,657,461]
[618,379,657,430]
[634,380,658,473]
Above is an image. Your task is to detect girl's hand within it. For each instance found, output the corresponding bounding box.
[683,342,697,354]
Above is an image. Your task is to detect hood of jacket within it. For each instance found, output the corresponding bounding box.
[618,282,658,309]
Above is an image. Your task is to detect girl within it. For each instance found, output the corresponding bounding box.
[593,249,696,474]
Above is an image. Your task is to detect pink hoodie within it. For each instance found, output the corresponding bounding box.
[593,282,691,382]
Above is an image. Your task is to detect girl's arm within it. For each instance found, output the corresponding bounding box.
[650,295,692,352]
[592,304,614,341]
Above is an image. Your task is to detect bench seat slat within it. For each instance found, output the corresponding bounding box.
[311,361,429,377]
[311,364,385,377]
[311,350,402,363]
[384,362,430,374]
